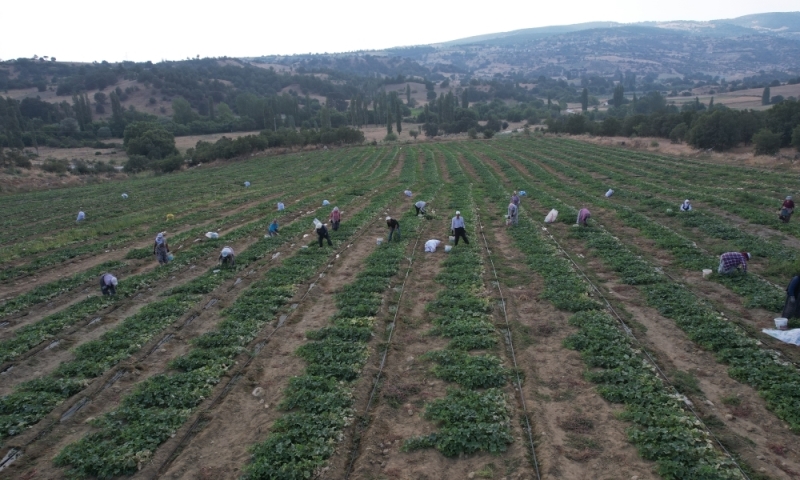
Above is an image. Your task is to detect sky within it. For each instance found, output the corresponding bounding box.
[2,0,798,63]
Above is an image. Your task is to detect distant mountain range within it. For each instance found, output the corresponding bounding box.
[254,12,800,80]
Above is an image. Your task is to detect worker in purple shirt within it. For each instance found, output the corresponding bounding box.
[511,191,520,207]
[451,211,469,245]
[577,208,591,227]
[718,251,750,275]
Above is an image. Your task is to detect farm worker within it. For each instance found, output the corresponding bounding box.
[404,189,412,197]
[782,274,800,319]
[680,200,692,212]
[322,200,330,206]
[267,219,279,237]
[507,202,518,226]
[577,208,591,226]
[76,210,86,222]
[718,251,750,275]
[451,211,469,245]
[386,216,401,241]
[316,222,333,247]
[424,239,442,252]
[166,213,175,221]
[780,196,794,223]
[244,181,250,187]
[511,191,520,207]
[414,201,428,216]
[219,246,235,266]
[153,232,170,265]
[99,273,118,296]
[605,189,614,198]
[121,193,128,199]
[330,207,341,231]
[277,202,285,211]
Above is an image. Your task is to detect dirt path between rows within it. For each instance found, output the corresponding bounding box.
[3,195,387,479]
[152,212,394,479]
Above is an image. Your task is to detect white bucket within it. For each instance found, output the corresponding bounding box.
[702,269,712,278]
[376,238,383,246]
[448,236,455,244]
[775,317,789,330]
[444,245,453,252]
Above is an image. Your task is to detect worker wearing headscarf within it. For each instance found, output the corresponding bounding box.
[782,274,800,319]
[414,201,427,216]
[76,210,86,222]
[219,246,235,266]
[316,222,333,247]
[330,207,341,231]
[511,191,520,207]
[507,202,518,226]
[153,232,170,265]
[680,200,692,212]
[99,273,118,295]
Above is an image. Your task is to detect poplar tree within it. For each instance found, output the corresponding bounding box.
[581,88,588,112]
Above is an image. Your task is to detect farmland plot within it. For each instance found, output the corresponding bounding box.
[2,137,799,479]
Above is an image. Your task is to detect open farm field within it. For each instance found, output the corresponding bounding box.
[1,135,800,480]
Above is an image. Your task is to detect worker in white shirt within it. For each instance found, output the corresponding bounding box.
[451,211,469,245]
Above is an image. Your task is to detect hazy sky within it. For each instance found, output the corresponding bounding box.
[2,1,798,63]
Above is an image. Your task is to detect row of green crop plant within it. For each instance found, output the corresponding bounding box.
[0,147,345,230]
[532,138,800,238]
[543,136,792,198]
[0,190,377,446]
[464,141,800,432]
[403,148,515,458]
[519,141,799,279]
[0,148,378,312]
[529,138,800,238]
[0,147,356,272]
[0,181,366,365]
[243,187,435,479]
[0,260,126,319]
[479,142,785,311]
[0,187,325,333]
[53,181,401,478]
[458,144,745,479]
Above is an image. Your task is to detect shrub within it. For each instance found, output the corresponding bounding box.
[468,128,477,139]
[792,125,800,152]
[483,129,495,139]
[752,128,782,155]
[383,133,397,142]
[41,158,69,174]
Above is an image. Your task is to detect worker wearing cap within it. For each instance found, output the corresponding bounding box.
[100,273,118,296]
[386,216,401,241]
[219,246,235,267]
[718,251,750,275]
[451,211,469,246]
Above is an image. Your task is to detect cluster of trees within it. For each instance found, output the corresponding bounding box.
[545,88,800,154]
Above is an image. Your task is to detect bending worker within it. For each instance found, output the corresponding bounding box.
[386,216,401,241]
[718,251,750,275]
[267,219,279,237]
[100,273,118,296]
[577,208,591,227]
[780,196,794,223]
[219,246,235,266]
[414,200,428,216]
[316,222,333,247]
[680,200,692,212]
[451,211,469,245]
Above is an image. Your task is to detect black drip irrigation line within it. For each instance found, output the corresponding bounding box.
[343,186,441,480]
[541,223,751,480]
[474,205,542,480]
[153,203,389,479]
